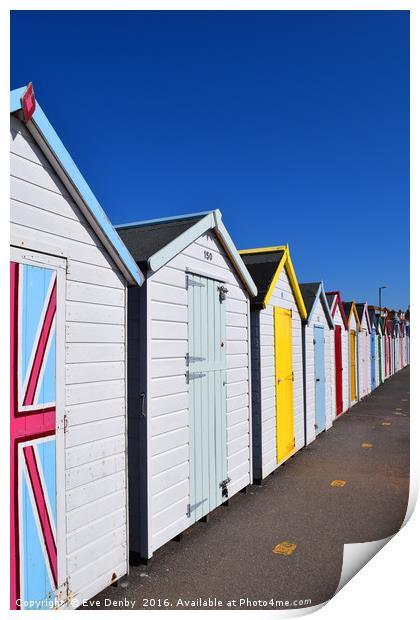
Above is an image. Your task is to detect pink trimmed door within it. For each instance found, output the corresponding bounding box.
[10,258,59,610]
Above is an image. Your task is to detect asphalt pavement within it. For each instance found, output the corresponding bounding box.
[85,366,410,611]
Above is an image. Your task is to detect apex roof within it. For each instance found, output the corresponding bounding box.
[239,246,307,318]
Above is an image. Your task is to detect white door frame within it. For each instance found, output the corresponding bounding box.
[10,246,67,601]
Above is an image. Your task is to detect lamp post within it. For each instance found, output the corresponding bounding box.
[379,285,388,310]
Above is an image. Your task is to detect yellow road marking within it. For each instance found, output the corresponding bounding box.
[361,443,373,448]
[272,541,297,556]
[330,480,346,487]
[395,408,402,411]
[382,422,392,426]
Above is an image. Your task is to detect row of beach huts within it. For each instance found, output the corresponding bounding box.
[10,85,410,609]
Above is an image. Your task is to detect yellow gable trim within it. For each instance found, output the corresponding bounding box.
[263,247,307,319]
[348,302,361,331]
[239,246,286,255]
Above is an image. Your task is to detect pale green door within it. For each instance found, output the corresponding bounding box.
[187,273,227,522]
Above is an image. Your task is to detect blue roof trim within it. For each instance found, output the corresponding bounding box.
[116,210,213,230]
[10,87,143,287]
[140,208,257,297]
[149,213,215,272]
[213,210,258,297]
[10,87,26,113]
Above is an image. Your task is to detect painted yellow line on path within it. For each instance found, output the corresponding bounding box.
[272,542,297,556]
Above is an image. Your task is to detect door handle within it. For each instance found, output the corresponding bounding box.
[278,373,293,384]
[316,378,320,382]
[140,392,146,417]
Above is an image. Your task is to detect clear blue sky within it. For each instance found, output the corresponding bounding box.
[11,10,409,309]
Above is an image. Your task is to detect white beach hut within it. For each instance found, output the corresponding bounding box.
[117,210,257,563]
[326,290,350,417]
[355,303,372,399]
[299,282,335,444]
[10,84,144,609]
[239,246,307,482]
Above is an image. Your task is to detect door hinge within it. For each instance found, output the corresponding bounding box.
[185,353,206,365]
[219,477,231,499]
[218,285,228,302]
[186,370,205,384]
[187,276,205,288]
[186,498,207,517]
[63,414,68,433]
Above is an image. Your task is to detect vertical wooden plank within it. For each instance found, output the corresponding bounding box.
[200,277,209,519]
[219,281,227,492]
[187,275,195,522]
[207,281,216,511]
[274,307,294,463]
[314,325,326,434]
[214,280,223,502]
[334,325,343,415]
[195,275,203,520]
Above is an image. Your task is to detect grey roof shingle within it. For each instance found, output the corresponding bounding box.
[299,282,321,317]
[116,214,205,266]
[240,250,285,308]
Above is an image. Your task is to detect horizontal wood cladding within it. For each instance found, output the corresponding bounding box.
[10,115,128,602]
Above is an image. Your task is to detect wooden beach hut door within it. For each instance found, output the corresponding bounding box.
[400,335,403,369]
[334,326,343,416]
[388,335,392,375]
[10,250,65,610]
[274,307,295,462]
[314,326,326,434]
[187,274,227,523]
[378,335,383,384]
[363,330,369,395]
[350,330,357,402]
[371,330,376,391]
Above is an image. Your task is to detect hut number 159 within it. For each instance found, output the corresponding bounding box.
[204,250,213,261]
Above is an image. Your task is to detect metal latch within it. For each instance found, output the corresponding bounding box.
[186,371,205,384]
[218,285,228,301]
[219,477,231,499]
